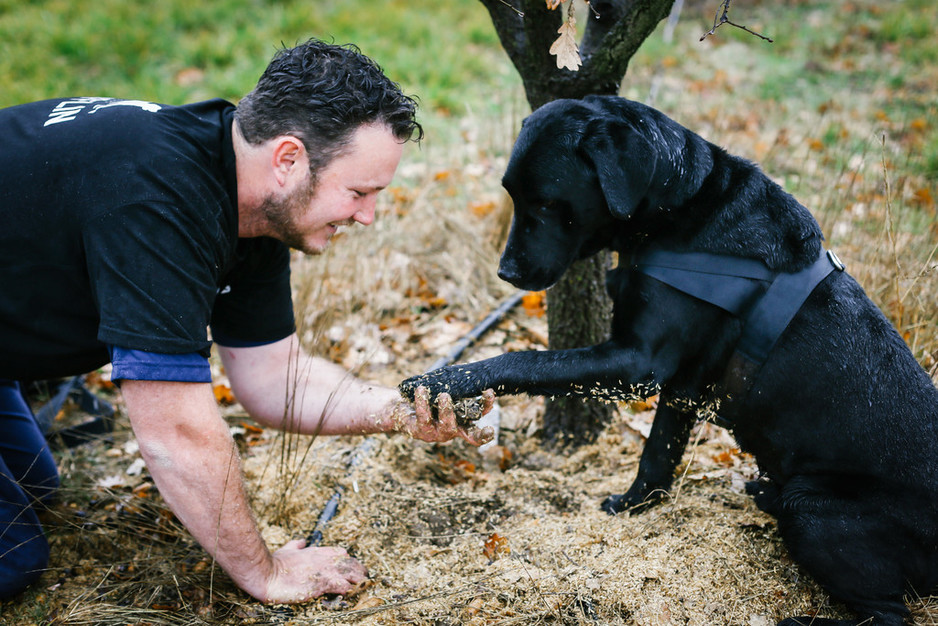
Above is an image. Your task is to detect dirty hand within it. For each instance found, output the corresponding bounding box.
[260,541,368,604]
[390,386,495,446]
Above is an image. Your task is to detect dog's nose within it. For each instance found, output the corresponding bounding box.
[497,261,518,285]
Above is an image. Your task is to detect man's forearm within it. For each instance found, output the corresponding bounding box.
[281,357,403,435]
[220,335,495,446]
[219,336,403,436]
[120,380,273,598]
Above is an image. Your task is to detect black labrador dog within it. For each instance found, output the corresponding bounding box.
[400,96,938,626]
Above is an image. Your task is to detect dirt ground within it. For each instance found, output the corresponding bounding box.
[6,163,938,626]
[8,296,938,626]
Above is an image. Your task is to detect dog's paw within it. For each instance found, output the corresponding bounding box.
[398,374,423,401]
[399,366,486,402]
[398,370,451,401]
[745,479,782,515]
[601,490,662,516]
[600,494,629,515]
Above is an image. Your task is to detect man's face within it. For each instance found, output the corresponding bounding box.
[263,123,404,254]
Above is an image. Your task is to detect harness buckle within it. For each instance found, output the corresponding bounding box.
[827,249,846,271]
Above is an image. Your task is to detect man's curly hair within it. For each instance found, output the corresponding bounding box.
[235,39,423,181]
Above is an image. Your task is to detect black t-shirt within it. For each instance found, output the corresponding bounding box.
[0,97,295,380]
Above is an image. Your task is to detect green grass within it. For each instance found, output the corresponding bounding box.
[0,0,516,113]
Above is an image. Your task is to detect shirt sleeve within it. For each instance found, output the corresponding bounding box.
[83,201,225,357]
[109,346,211,383]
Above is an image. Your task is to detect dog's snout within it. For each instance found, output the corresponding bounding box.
[497,260,519,285]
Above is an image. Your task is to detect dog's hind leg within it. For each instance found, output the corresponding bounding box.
[601,398,695,515]
[771,477,912,626]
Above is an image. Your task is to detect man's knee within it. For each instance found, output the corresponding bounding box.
[22,449,59,505]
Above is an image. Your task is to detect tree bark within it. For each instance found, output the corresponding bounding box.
[541,253,616,447]
[479,0,676,106]
[479,0,675,447]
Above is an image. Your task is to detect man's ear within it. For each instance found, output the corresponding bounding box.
[581,123,658,220]
[270,136,308,187]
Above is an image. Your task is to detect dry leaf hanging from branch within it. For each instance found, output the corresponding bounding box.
[550,16,581,71]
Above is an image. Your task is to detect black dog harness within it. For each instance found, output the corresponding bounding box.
[633,247,846,421]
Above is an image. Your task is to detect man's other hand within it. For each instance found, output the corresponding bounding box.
[260,541,368,604]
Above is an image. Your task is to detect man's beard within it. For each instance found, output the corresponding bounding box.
[259,179,320,254]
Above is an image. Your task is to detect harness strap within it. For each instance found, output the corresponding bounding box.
[736,249,843,363]
[636,250,774,316]
[633,247,846,422]
[638,249,777,281]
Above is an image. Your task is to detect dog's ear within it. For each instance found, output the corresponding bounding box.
[581,123,659,220]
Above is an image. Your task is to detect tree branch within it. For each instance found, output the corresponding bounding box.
[519,0,568,73]
[478,0,676,107]
[700,0,773,43]
[478,0,527,62]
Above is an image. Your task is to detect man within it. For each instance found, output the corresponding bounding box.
[0,39,493,603]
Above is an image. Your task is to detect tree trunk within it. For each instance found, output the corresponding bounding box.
[479,0,676,107]
[541,253,615,447]
[479,0,675,447]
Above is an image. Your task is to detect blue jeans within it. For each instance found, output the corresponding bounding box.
[0,380,59,599]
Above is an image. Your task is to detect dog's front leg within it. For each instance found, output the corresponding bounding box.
[399,341,661,403]
[601,396,695,514]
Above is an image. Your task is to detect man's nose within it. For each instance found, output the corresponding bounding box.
[354,200,376,226]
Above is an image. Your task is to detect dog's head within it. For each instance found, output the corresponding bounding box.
[497,96,711,291]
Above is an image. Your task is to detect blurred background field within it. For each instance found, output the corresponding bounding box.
[1,0,936,624]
